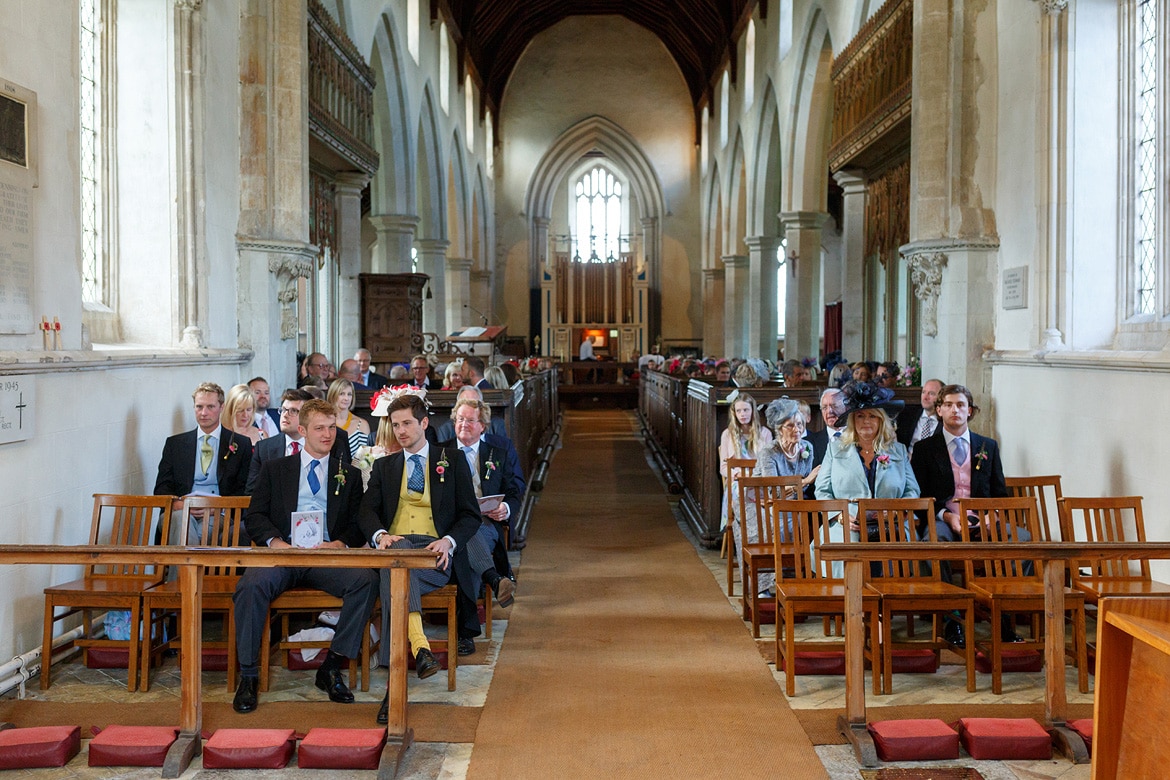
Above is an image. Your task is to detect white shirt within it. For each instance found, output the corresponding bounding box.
[285,436,306,456]
[579,339,594,360]
[255,411,280,438]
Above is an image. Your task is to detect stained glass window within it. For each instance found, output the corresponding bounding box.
[1134,0,1159,315]
[571,168,623,263]
[80,0,103,304]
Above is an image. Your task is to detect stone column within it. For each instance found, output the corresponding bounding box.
[368,214,419,273]
[445,256,474,329]
[176,0,206,347]
[530,217,551,284]
[235,0,309,387]
[415,239,450,336]
[722,255,749,357]
[641,217,661,342]
[702,267,725,356]
[334,173,370,355]
[471,269,492,320]
[1036,0,1071,349]
[833,170,867,360]
[744,235,781,360]
[779,211,829,362]
[908,0,1001,400]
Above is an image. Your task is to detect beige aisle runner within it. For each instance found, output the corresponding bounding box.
[468,410,827,779]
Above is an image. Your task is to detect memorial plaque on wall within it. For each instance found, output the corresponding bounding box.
[0,376,34,444]
[0,79,38,335]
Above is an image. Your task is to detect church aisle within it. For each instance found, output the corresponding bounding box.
[467,410,827,779]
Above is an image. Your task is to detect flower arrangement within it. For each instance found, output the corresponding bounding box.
[898,355,922,387]
[333,468,347,496]
[224,441,238,460]
[352,445,387,471]
[974,447,989,472]
[370,384,428,416]
[436,451,449,483]
[876,453,891,468]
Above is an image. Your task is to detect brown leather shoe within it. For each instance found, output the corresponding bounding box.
[493,576,516,608]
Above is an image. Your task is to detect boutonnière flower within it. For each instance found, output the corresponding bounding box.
[436,452,450,483]
[224,441,238,460]
[798,442,811,461]
[974,447,989,471]
[334,468,347,496]
[485,458,499,477]
[876,453,891,468]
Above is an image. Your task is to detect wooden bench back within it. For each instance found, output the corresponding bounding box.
[855,498,937,579]
[1006,475,1065,541]
[956,496,1041,580]
[1059,496,1150,579]
[88,494,174,579]
[180,495,253,577]
[776,499,851,581]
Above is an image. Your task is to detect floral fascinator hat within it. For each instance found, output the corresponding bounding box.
[370,384,428,417]
[837,380,904,423]
[764,396,802,431]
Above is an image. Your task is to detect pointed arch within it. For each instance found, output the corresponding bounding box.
[473,165,490,271]
[415,84,446,239]
[369,13,414,216]
[728,130,749,256]
[785,7,834,211]
[705,161,723,269]
[749,81,783,237]
[447,129,470,256]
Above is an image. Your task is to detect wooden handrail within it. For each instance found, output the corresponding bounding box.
[17,545,438,777]
[817,542,1170,767]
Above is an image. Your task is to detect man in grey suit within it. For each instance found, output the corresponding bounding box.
[231,399,377,714]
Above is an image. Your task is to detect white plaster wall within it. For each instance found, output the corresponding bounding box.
[992,363,1170,581]
[496,15,700,342]
[0,1,85,352]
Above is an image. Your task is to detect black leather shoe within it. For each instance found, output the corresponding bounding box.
[457,637,476,656]
[492,575,516,609]
[943,620,966,649]
[415,647,441,680]
[376,694,389,725]
[232,676,259,713]
[1000,616,1025,643]
[315,666,355,703]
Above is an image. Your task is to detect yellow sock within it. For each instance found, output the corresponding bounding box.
[407,612,430,655]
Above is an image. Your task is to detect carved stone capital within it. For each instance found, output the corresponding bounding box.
[267,254,314,341]
[1036,0,1069,15]
[905,251,948,338]
[175,0,204,11]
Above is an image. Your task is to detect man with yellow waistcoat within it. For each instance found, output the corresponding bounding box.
[358,393,481,724]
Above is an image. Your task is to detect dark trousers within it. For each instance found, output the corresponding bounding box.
[233,565,379,677]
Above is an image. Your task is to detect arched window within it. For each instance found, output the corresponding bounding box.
[438,22,449,113]
[1133,0,1162,316]
[465,75,474,150]
[720,70,730,148]
[571,167,624,263]
[407,0,420,64]
[776,240,788,337]
[80,0,107,305]
[700,105,709,177]
[485,109,494,178]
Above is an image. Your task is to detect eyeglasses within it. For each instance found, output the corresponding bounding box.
[455,416,482,426]
[280,406,302,416]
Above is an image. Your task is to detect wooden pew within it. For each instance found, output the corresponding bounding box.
[639,374,922,547]
[0,545,437,779]
[820,541,1170,769]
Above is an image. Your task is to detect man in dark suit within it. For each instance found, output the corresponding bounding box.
[910,383,1018,645]
[358,393,481,724]
[230,399,377,714]
[896,378,943,455]
[441,398,524,655]
[337,359,371,391]
[355,348,390,391]
[432,386,508,442]
[409,354,443,390]
[804,390,842,500]
[246,389,351,496]
[461,355,492,390]
[154,382,253,542]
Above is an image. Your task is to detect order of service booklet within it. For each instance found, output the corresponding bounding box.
[478,494,505,514]
[291,510,324,548]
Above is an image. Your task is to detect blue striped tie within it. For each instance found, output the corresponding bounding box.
[408,454,425,493]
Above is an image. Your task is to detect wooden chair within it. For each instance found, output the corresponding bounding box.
[1006,475,1067,541]
[722,457,755,596]
[856,498,976,695]
[260,589,375,693]
[138,495,252,691]
[1059,496,1170,613]
[772,499,881,696]
[737,474,803,638]
[41,493,174,691]
[374,574,459,692]
[957,496,1088,695]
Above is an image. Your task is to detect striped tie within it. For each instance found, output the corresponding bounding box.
[408,454,425,493]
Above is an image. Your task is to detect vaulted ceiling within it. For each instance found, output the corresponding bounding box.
[435,0,760,115]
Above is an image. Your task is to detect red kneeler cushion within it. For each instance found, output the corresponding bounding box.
[777,651,846,675]
[202,729,296,769]
[974,649,1043,673]
[298,728,386,769]
[868,719,959,761]
[1068,718,1093,755]
[891,649,940,673]
[288,650,327,670]
[957,718,1052,760]
[0,726,81,769]
[88,725,178,767]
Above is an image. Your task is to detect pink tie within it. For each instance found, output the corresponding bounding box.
[290,441,301,455]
